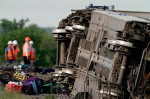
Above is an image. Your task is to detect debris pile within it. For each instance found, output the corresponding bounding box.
[0,61,74,98]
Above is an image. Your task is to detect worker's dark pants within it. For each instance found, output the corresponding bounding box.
[6,60,15,65]
[23,56,30,64]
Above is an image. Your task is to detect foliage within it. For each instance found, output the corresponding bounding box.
[1,18,29,33]
[0,19,56,67]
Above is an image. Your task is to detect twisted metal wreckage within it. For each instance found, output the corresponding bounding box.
[1,5,150,99]
[52,6,150,99]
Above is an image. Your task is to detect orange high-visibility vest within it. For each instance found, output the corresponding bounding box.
[22,42,30,56]
[7,47,13,60]
[12,46,18,60]
[29,48,35,60]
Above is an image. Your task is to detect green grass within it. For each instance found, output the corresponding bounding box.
[0,91,29,99]
[45,94,55,99]
[0,87,56,99]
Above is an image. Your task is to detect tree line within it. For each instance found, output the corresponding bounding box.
[0,18,56,67]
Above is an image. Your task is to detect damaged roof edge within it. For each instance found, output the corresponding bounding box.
[93,10,150,23]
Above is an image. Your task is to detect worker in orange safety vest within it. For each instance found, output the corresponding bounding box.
[22,37,30,64]
[12,40,20,60]
[29,41,36,65]
[5,41,14,64]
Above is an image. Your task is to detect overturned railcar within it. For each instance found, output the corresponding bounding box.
[53,8,150,99]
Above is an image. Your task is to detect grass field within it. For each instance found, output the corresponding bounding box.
[0,91,56,99]
[0,91,28,99]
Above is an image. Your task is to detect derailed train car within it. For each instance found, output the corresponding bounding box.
[52,7,150,99]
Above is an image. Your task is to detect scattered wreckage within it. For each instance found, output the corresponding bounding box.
[52,5,150,99]
[1,5,150,99]
[0,61,74,98]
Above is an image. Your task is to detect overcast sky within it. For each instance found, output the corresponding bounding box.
[0,0,150,27]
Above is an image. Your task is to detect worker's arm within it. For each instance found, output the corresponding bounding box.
[17,46,20,52]
[34,48,36,58]
[5,54,7,62]
[34,48,36,62]
[25,43,29,59]
[5,48,8,62]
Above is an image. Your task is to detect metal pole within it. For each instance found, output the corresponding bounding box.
[56,40,60,66]
[117,50,128,84]
[60,41,65,64]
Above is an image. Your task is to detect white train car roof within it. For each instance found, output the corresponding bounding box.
[91,10,150,31]
[93,10,150,23]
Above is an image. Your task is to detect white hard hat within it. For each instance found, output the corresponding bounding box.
[8,41,13,45]
[29,41,34,44]
[13,40,18,45]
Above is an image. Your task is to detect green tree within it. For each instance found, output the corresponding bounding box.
[1,18,29,33]
[0,19,56,67]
